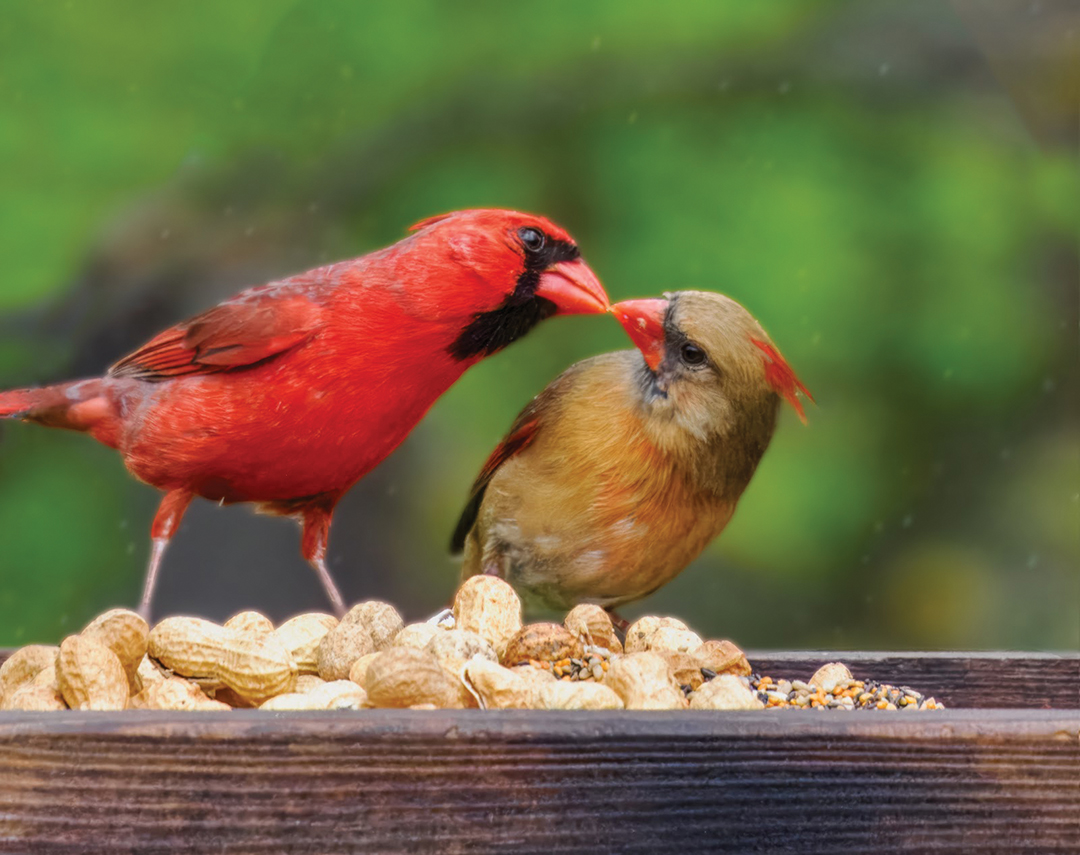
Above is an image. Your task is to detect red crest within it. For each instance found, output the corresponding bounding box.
[751,339,813,424]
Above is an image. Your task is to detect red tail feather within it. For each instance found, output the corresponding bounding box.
[750,339,813,424]
[0,388,38,418]
[0,380,113,440]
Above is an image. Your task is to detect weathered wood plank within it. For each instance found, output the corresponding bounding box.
[0,710,1077,854]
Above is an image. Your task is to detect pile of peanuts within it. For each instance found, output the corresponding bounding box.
[0,575,768,712]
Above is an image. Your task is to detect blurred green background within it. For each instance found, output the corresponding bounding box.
[0,1,1076,650]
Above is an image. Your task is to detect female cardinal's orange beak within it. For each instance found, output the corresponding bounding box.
[612,298,668,371]
[536,260,610,315]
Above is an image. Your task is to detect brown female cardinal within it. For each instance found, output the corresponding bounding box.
[452,290,811,622]
[0,209,608,617]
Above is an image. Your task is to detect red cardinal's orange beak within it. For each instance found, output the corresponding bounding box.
[536,260,610,315]
[612,298,668,372]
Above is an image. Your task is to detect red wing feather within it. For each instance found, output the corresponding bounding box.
[109,293,323,382]
[475,418,540,493]
[450,416,541,553]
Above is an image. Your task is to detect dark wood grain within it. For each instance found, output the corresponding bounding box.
[0,710,1077,854]
[1,651,1076,851]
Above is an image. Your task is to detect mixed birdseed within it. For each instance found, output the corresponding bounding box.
[528,647,943,711]
[531,646,613,682]
[743,673,942,711]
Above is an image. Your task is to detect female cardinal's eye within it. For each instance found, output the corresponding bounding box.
[518,227,545,252]
[680,342,707,367]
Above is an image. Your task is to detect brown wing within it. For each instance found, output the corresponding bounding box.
[109,289,324,382]
[450,413,541,554]
[450,362,587,553]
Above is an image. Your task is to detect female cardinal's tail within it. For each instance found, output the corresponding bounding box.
[0,379,119,446]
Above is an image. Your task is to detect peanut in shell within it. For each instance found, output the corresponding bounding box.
[295,674,328,693]
[81,608,149,682]
[260,680,367,710]
[0,645,59,706]
[453,575,522,657]
[537,680,624,710]
[340,601,403,650]
[501,623,584,667]
[604,651,687,710]
[644,627,703,654]
[462,659,535,710]
[564,604,622,654]
[689,674,763,710]
[317,619,376,681]
[656,649,707,691]
[426,629,497,669]
[623,616,691,654]
[364,648,463,709]
[2,680,67,711]
[223,611,275,635]
[692,639,751,677]
[129,676,230,711]
[275,612,338,674]
[391,622,441,651]
[347,652,380,690]
[148,616,297,705]
[57,635,129,711]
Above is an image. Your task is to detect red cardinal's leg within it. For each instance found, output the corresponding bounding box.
[140,489,193,620]
[300,503,347,618]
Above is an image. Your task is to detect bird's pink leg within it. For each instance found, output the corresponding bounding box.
[140,490,193,621]
[300,504,347,618]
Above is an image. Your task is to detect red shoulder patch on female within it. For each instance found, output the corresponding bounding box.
[450,416,541,553]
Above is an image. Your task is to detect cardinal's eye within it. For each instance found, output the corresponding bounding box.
[680,342,707,367]
[518,227,545,253]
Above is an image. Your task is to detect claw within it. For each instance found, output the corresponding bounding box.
[426,607,455,629]
[605,608,630,635]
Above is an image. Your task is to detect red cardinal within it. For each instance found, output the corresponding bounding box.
[452,290,810,625]
[0,209,608,617]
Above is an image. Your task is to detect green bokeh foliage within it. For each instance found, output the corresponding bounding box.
[0,1,1076,648]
